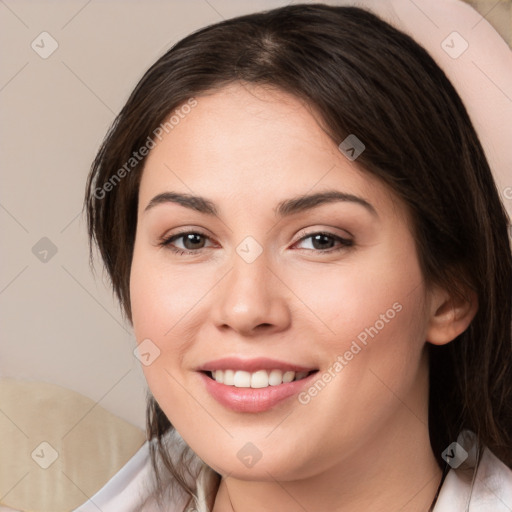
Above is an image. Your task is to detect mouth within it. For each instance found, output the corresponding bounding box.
[197,357,319,413]
[203,369,317,388]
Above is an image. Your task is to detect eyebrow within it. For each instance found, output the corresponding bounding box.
[143,190,377,218]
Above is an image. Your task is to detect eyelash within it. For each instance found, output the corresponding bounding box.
[158,229,353,256]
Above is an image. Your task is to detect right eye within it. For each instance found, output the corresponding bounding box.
[159,231,215,255]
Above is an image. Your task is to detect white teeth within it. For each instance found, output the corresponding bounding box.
[251,370,269,388]
[223,369,234,385]
[268,369,283,386]
[282,371,295,383]
[233,371,251,387]
[210,369,312,388]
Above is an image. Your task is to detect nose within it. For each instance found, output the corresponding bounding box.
[210,251,292,337]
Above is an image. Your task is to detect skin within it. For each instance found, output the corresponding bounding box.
[129,82,477,512]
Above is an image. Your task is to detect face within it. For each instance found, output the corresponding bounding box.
[130,83,433,481]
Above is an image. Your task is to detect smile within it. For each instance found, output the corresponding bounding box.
[207,369,314,388]
[197,357,319,413]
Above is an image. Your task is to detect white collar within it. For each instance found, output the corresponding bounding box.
[433,431,512,511]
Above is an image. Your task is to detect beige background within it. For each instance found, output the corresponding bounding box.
[1,0,511,436]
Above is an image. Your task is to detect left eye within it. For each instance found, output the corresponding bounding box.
[294,232,353,252]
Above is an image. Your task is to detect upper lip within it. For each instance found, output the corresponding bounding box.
[198,357,317,373]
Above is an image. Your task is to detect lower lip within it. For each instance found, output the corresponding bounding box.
[199,371,317,413]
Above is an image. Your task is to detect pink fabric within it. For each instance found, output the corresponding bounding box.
[370,0,512,219]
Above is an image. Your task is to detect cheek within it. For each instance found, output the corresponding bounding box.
[283,244,429,427]
[129,243,210,339]
[282,268,428,468]
[287,246,425,352]
[295,254,428,420]
[129,245,216,397]
[129,263,197,431]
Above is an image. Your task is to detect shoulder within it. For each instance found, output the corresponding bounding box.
[434,431,512,511]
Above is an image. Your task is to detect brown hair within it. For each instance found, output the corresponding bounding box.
[85,3,512,507]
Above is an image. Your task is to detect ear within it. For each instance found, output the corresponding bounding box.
[426,285,478,346]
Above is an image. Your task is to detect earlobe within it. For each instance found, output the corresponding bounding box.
[426,286,478,346]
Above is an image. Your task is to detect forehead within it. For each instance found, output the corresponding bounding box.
[138,82,398,218]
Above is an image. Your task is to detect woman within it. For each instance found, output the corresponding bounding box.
[84,2,512,511]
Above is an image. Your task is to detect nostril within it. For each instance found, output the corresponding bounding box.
[256,323,273,329]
